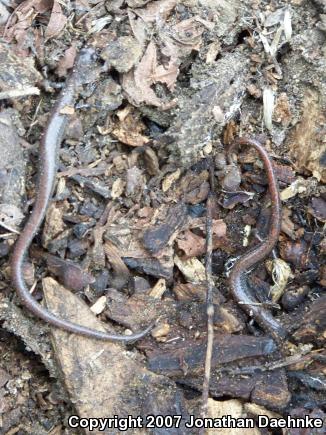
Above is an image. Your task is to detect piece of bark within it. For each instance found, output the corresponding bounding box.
[286,88,326,182]
[105,293,243,336]
[124,251,174,279]
[142,202,188,254]
[147,334,276,377]
[42,278,191,434]
[204,369,290,411]
[173,282,225,304]
[0,109,26,209]
[157,50,250,166]
[43,253,95,292]
[293,295,326,345]
[104,240,130,289]
[0,295,57,377]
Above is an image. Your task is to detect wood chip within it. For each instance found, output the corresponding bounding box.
[42,277,189,421]
[90,296,107,315]
[174,256,206,283]
[149,278,167,299]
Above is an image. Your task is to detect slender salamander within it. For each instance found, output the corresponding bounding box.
[227,137,287,342]
[11,48,153,341]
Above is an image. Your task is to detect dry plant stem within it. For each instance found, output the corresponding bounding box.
[200,162,215,434]
[218,347,317,376]
[227,137,287,343]
[11,48,153,342]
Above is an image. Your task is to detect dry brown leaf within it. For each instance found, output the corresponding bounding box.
[122,41,176,108]
[128,10,147,46]
[112,108,150,146]
[55,44,77,77]
[176,220,227,259]
[134,0,177,23]
[176,230,205,259]
[45,1,67,40]
[134,41,160,103]
[153,61,179,91]
[4,0,52,47]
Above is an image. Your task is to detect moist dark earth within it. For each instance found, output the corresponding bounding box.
[0,0,325,434]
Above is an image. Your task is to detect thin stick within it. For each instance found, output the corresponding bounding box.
[200,161,215,433]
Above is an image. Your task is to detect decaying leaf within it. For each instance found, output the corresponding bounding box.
[133,0,177,23]
[45,1,67,40]
[122,41,162,108]
[122,11,207,107]
[4,0,52,47]
[56,44,77,77]
[268,258,294,302]
[176,219,227,259]
[100,36,143,73]
[112,107,150,146]
[152,61,179,91]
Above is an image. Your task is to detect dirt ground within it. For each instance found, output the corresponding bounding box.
[0,0,325,434]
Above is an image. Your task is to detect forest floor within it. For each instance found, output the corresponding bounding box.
[0,0,325,434]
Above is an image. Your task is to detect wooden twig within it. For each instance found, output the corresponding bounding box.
[200,161,215,433]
